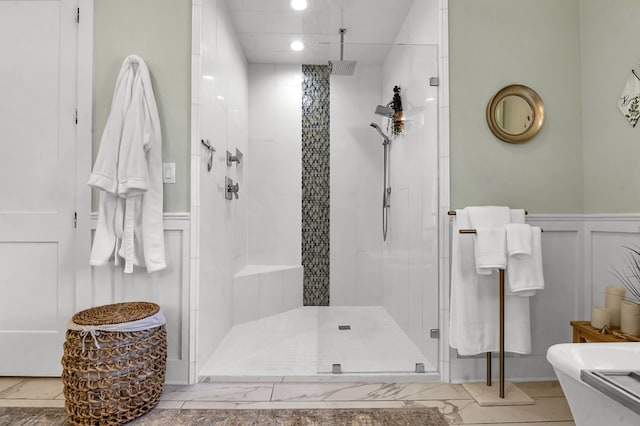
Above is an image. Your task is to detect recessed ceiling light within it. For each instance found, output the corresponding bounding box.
[290,40,304,51]
[291,0,307,11]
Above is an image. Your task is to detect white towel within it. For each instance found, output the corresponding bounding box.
[618,66,640,127]
[474,227,507,274]
[466,206,509,274]
[507,226,544,296]
[449,208,532,355]
[466,206,511,228]
[511,209,526,224]
[505,224,532,257]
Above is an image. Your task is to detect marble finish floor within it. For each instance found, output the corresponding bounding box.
[0,377,575,425]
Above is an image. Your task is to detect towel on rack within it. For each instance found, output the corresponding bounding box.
[466,206,511,227]
[511,209,526,224]
[507,226,544,296]
[449,208,532,355]
[466,206,510,274]
[505,224,532,257]
[474,227,507,274]
[618,66,640,127]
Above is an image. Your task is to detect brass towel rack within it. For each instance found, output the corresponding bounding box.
[448,210,540,399]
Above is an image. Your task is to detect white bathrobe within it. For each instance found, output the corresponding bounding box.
[88,55,166,273]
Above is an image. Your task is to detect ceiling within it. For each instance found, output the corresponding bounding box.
[224,0,415,65]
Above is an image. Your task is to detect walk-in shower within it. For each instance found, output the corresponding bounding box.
[197,0,440,381]
[370,122,392,241]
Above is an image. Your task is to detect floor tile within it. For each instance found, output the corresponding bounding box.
[155,400,184,409]
[0,399,65,408]
[419,396,574,424]
[272,382,471,402]
[0,378,63,400]
[0,378,24,394]
[515,381,566,398]
[181,400,407,410]
[160,382,273,402]
[0,377,575,425]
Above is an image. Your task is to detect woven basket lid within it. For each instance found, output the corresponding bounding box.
[72,302,160,326]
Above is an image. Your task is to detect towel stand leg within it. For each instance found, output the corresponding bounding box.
[499,268,505,398]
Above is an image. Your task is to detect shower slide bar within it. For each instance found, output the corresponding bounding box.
[448,210,541,399]
[370,123,392,241]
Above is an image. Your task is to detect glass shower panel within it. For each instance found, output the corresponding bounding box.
[318,45,439,374]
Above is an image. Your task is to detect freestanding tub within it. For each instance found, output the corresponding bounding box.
[547,343,640,426]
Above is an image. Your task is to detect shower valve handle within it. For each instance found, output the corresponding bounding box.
[229,183,239,198]
[225,177,240,200]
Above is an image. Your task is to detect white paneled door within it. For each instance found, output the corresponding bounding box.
[0,0,78,375]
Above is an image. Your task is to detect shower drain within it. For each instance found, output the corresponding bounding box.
[338,325,351,330]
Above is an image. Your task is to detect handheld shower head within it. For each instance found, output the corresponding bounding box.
[370,123,391,144]
[374,105,394,118]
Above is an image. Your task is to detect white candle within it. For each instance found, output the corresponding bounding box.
[605,286,626,327]
[591,306,611,329]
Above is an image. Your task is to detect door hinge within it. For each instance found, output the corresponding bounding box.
[75,109,78,125]
[430,328,440,339]
[429,77,439,87]
[73,211,77,229]
[76,8,80,24]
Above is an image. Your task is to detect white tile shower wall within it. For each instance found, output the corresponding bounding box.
[330,64,384,306]
[189,0,202,384]
[438,0,450,383]
[232,266,304,325]
[194,0,249,377]
[380,0,440,370]
[395,0,440,45]
[247,64,302,267]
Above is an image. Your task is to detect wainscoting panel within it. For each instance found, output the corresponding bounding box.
[449,215,583,382]
[449,214,640,382]
[87,214,190,384]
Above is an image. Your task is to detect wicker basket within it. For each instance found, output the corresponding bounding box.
[61,302,167,426]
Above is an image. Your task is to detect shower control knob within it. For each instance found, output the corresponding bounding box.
[230,183,239,199]
[225,176,240,200]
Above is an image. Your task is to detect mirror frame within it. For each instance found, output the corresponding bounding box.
[486,84,545,144]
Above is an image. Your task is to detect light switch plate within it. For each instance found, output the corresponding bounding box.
[163,163,176,184]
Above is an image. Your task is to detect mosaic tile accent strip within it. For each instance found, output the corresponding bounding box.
[301,65,330,306]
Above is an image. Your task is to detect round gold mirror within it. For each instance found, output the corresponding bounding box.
[486,84,545,143]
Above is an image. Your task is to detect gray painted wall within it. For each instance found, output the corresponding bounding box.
[450,0,640,214]
[93,0,191,212]
[449,0,583,213]
[580,0,640,213]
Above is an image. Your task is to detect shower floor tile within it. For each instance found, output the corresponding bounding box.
[317,306,433,373]
[199,307,319,378]
[199,306,435,380]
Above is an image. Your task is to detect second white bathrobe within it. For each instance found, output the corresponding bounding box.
[88,55,166,273]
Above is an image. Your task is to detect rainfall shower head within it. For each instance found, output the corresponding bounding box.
[374,105,394,118]
[370,123,391,144]
[328,60,357,76]
[329,28,357,76]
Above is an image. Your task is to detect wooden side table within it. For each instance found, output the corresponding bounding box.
[570,320,640,343]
